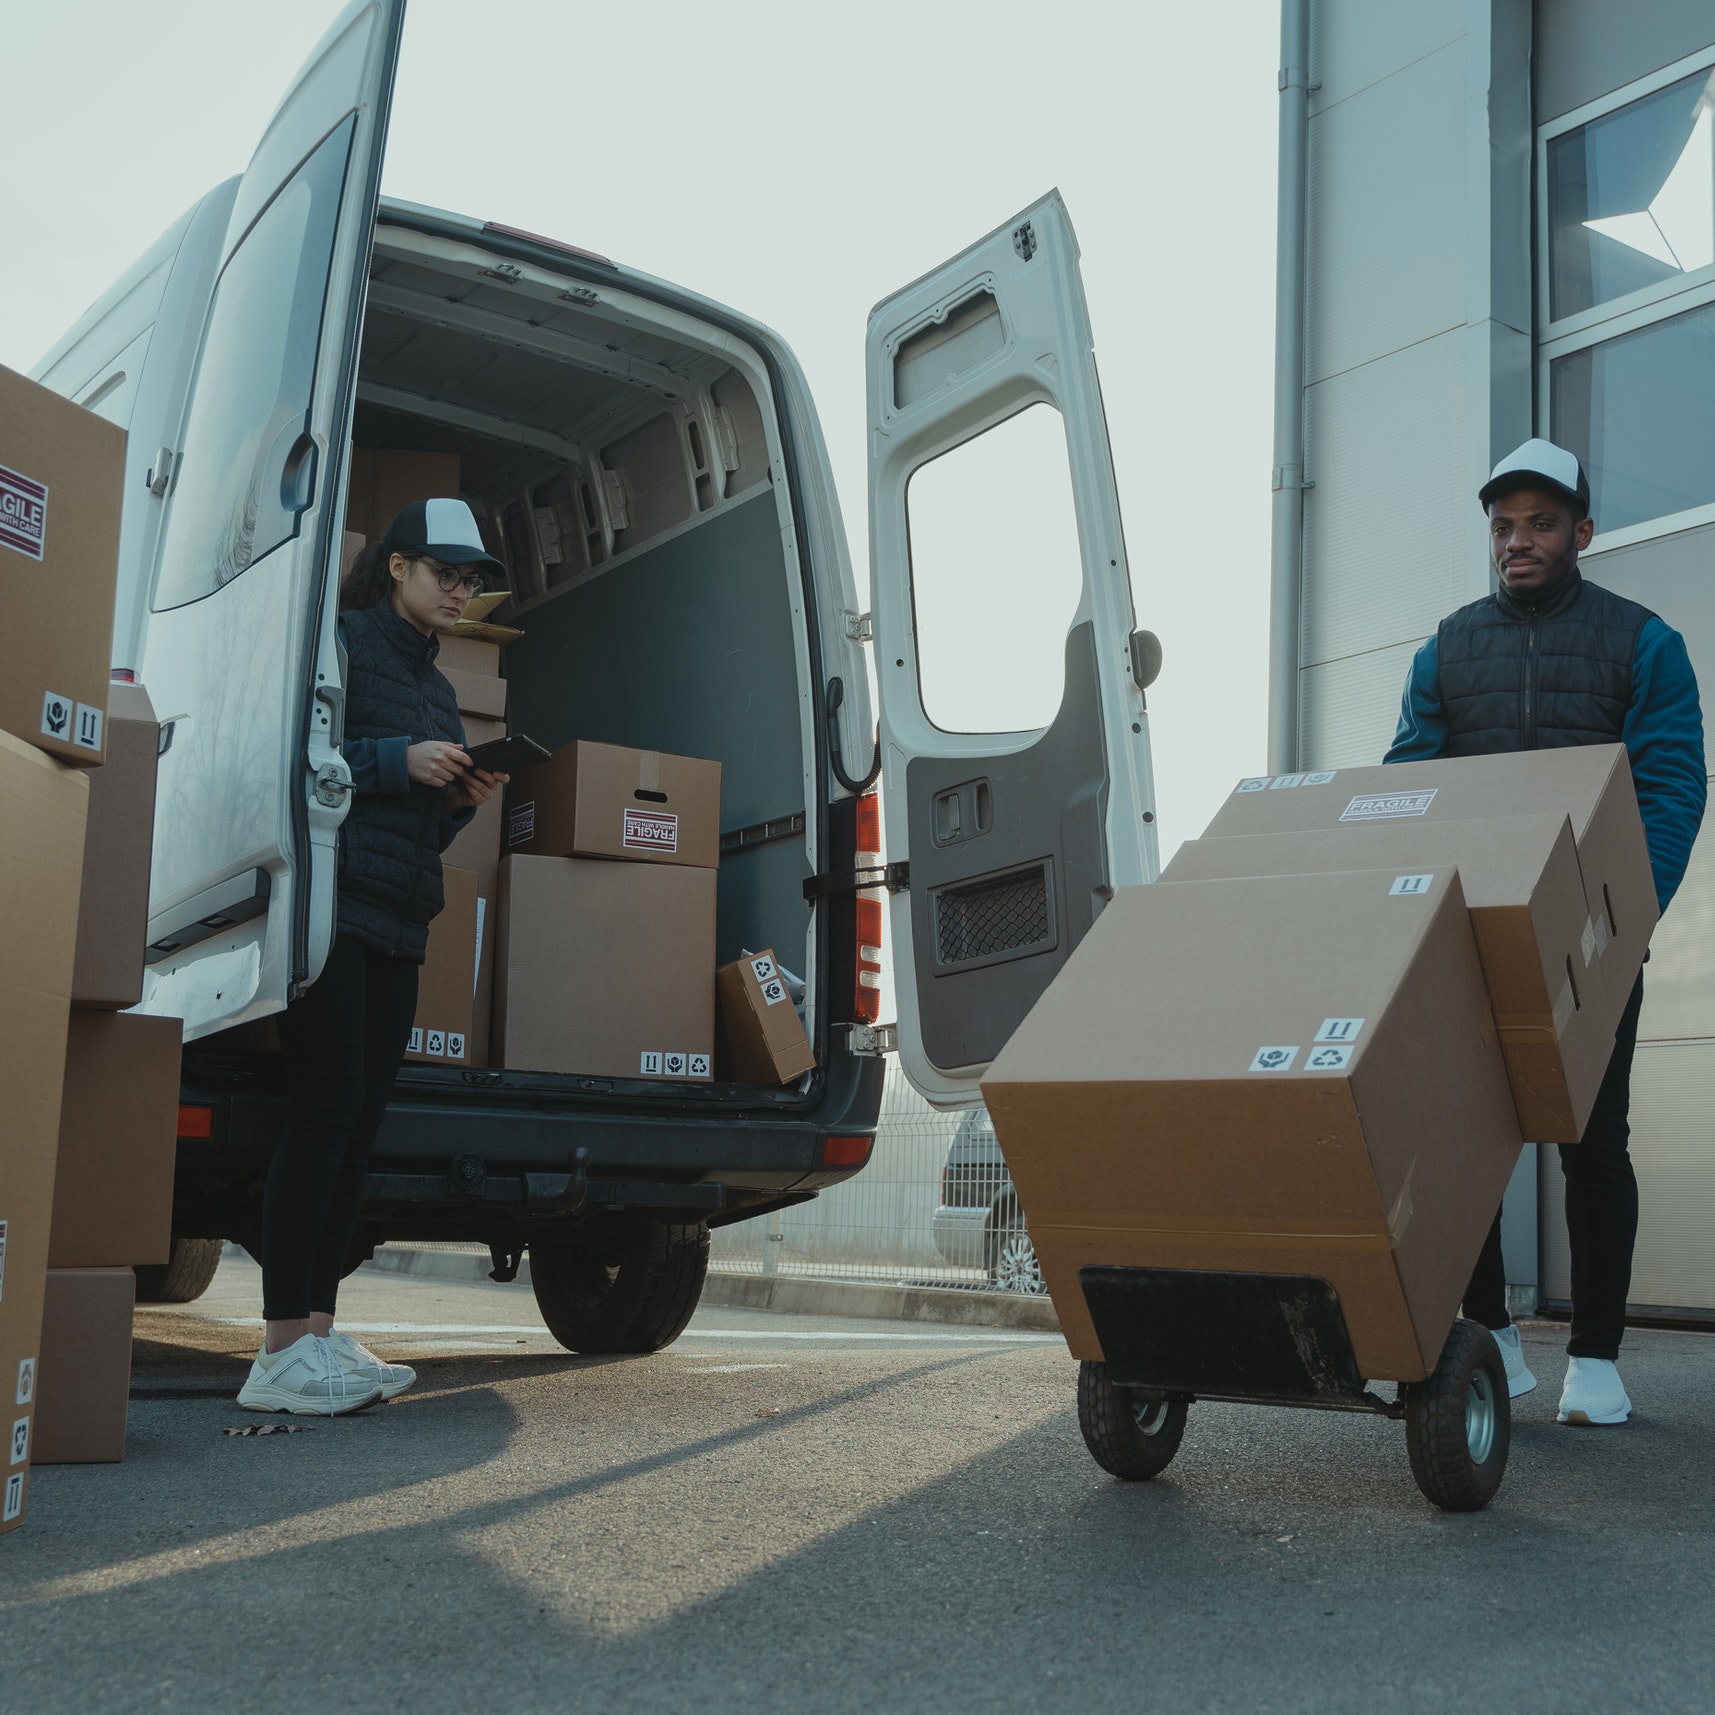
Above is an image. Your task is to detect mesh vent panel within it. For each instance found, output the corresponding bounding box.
[934,866,1050,966]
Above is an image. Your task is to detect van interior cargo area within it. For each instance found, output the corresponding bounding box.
[337,226,818,1089]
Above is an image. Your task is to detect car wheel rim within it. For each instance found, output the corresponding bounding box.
[1132,1395,1171,1436]
[1466,1369,1496,1465]
[993,1227,1046,1295]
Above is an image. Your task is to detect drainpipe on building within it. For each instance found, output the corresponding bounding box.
[1268,0,1312,775]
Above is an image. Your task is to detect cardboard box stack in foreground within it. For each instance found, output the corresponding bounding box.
[983,749,1657,1387]
[497,741,723,1079]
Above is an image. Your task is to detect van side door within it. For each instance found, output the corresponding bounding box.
[866,191,1160,1105]
[135,0,406,1039]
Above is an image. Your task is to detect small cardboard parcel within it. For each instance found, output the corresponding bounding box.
[982,868,1524,1382]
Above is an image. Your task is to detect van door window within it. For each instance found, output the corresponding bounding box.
[904,401,1084,733]
[151,118,354,611]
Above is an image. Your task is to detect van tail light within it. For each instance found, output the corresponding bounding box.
[854,792,884,1024]
[177,1103,214,1140]
[822,1135,873,1169]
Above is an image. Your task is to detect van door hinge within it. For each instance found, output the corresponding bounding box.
[481,262,524,284]
[843,611,873,644]
[802,860,908,901]
[847,1022,898,1056]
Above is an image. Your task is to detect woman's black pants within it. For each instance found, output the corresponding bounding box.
[261,935,419,1321]
[1463,972,1645,1360]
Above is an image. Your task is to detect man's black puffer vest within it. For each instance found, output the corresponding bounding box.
[1436,572,1655,755]
[338,602,468,962]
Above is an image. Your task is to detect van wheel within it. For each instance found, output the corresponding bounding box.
[1077,1360,1188,1480]
[1402,1318,1511,1512]
[134,1238,224,1305]
[530,1218,710,1354]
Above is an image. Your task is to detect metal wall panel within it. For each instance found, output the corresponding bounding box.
[1310,0,1466,112]
[1297,638,1423,770]
[1306,44,1469,386]
[1534,0,1715,122]
[1301,329,1476,666]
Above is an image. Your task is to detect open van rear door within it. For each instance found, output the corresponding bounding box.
[867,191,1159,1106]
[135,1,404,1039]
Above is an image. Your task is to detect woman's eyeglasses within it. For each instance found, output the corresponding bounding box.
[421,560,487,596]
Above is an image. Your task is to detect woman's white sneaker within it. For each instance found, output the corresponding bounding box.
[236,1334,383,1415]
[1558,1356,1632,1425]
[325,1328,416,1400]
[1490,1324,1538,1398]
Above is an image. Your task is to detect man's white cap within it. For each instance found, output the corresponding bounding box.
[1479,439,1591,516]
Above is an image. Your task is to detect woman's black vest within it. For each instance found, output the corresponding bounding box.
[1435,573,1654,755]
[337,602,467,962]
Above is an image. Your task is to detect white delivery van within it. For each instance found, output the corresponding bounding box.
[34,0,1160,1348]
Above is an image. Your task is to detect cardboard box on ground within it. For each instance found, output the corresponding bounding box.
[0,729,90,1532]
[983,869,1524,1382]
[496,855,717,1079]
[32,1269,134,1465]
[505,741,722,869]
[49,1011,183,1269]
[0,364,123,767]
[717,951,814,1085]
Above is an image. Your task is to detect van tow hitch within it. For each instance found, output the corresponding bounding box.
[523,1147,591,1218]
[487,1244,524,1284]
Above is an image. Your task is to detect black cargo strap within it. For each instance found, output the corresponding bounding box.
[802,860,909,901]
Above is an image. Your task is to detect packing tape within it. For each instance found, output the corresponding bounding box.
[637,750,661,793]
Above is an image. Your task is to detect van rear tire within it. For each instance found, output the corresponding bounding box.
[530,1218,710,1354]
[134,1238,225,1305]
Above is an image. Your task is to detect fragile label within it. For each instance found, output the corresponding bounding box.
[407,1028,424,1054]
[1581,919,1598,966]
[1248,1045,1299,1072]
[40,691,73,744]
[425,1030,446,1057]
[1341,789,1438,823]
[623,807,678,853]
[1315,1017,1364,1044]
[749,955,777,985]
[688,1052,711,1077]
[1390,873,1434,896]
[9,1417,26,1466]
[15,1357,33,1406]
[640,1051,664,1075]
[1305,1044,1354,1071]
[507,802,536,847]
[758,975,788,1007]
[0,463,48,560]
[663,1051,688,1077]
[3,1471,22,1523]
[73,703,103,751]
[445,1033,466,1060]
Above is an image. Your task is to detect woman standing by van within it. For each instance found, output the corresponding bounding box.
[237,498,509,1414]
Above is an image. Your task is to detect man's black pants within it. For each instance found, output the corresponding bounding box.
[261,935,419,1322]
[1464,971,1645,1359]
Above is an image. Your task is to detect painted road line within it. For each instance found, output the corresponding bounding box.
[204,1317,1058,1343]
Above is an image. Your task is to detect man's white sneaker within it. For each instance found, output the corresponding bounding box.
[236,1334,383,1416]
[325,1328,416,1400]
[1557,1356,1632,1425]
[1490,1324,1537,1398]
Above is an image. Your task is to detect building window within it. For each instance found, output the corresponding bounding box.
[1539,51,1715,548]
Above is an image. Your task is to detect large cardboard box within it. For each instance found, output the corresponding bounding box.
[0,729,90,1533]
[1162,814,1610,1141]
[49,1010,182,1269]
[495,855,716,1078]
[441,665,507,721]
[0,364,124,766]
[717,951,815,1085]
[505,740,721,869]
[1203,748,1658,1021]
[343,447,461,545]
[72,682,159,1009]
[403,866,478,1065]
[447,716,505,1066]
[438,635,502,677]
[32,1269,134,1465]
[982,869,1523,1382]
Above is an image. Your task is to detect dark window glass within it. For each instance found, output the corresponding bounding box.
[152,119,353,611]
[1551,299,1715,533]
[1548,67,1714,322]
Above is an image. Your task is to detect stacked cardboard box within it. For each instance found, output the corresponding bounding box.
[983,749,1656,1387]
[0,364,121,1530]
[497,741,722,1078]
[342,448,462,545]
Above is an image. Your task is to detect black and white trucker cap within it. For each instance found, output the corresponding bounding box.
[380,497,508,579]
[1478,438,1591,516]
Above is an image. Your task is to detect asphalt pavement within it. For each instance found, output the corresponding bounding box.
[2,1254,1711,1713]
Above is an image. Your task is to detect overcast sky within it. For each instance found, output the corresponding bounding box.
[3,0,1280,861]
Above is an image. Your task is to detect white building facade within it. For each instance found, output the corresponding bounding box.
[1274,0,1715,1319]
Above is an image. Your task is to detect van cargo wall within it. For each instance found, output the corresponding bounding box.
[504,491,808,973]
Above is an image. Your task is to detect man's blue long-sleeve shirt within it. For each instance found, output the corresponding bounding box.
[1385,616,1708,911]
